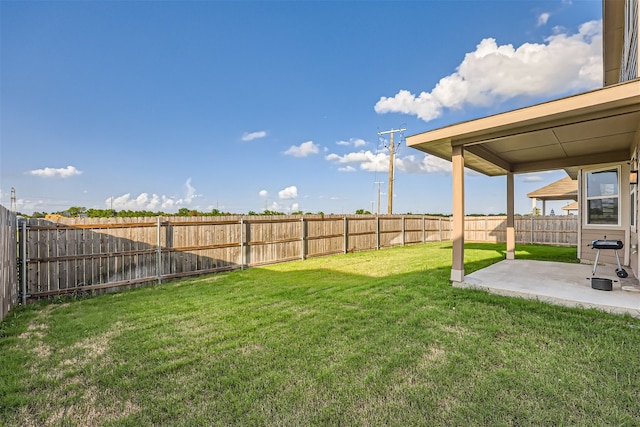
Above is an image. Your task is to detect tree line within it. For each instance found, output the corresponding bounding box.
[24,206,321,218]
[20,206,521,219]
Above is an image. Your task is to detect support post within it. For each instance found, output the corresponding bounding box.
[376,215,380,250]
[451,145,465,282]
[506,172,515,260]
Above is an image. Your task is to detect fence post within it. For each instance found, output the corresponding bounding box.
[240,217,245,269]
[376,215,380,250]
[343,216,348,254]
[485,217,489,242]
[19,217,27,306]
[156,216,162,284]
[402,216,406,246]
[531,216,534,244]
[301,216,307,260]
[422,216,426,243]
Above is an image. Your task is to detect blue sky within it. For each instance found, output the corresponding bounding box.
[1,0,603,215]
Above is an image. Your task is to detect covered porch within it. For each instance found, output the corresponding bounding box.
[407,79,640,284]
[460,259,640,317]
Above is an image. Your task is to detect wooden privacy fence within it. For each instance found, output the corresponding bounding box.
[464,215,578,246]
[0,205,18,321]
[21,215,451,300]
[16,214,577,301]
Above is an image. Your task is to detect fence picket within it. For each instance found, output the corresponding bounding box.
[11,214,577,300]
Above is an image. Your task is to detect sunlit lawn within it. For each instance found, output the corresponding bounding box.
[1,242,639,426]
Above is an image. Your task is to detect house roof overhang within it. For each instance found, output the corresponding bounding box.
[406,79,640,177]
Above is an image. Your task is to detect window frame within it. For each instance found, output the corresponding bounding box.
[584,166,621,227]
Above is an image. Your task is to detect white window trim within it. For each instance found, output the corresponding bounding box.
[583,165,622,228]
[632,153,638,233]
[631,186,637,233]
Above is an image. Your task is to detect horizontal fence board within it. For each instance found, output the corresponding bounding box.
[18,214,578,300]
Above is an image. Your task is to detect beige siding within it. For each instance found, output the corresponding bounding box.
[581,229,626,265]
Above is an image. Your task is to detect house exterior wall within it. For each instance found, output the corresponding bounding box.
[579,162,631,266]
[578,0,639,274]
[581,228,627,265]
[620,0,639,81]
[630,125,640,275]
[603,0,639,85]
[604,0,626,86]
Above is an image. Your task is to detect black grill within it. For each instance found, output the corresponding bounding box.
[591,239,624,250]
[590,238,627,283]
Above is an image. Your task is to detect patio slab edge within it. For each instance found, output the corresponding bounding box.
[456,259,640,318]
[454,280,640,318]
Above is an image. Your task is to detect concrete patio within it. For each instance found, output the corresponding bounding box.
[457,259,640,318]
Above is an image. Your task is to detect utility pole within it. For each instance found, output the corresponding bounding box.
[374,181,383,215]
[378,128,406,214]
[10,187,16,213]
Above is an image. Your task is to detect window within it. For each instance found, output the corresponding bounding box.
[586,168,620,225]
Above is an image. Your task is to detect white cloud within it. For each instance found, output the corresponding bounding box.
[326,150,388,172]
[336,138,367,147]
[338,166,357,172]
[278,185,298,199]
[259,189,268,198]
[396,154,452,174]
[537,12,551,26]
[374,20,602,122]
[326,150,451,174]
[28,165,82,178]
[107,193,175,210]
[181,178,198,204]
[353,138,367,147]
[269,201,281,211]
[242,131,267,141]
[290,202,299,212]
[15,198,46,212]
[522,175,544,183]
[107,179,200,211]
[284,141,319,157]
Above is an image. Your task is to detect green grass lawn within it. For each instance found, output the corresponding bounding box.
[1,242,639,426]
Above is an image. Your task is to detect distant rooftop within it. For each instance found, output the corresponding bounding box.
[527,176,577,201]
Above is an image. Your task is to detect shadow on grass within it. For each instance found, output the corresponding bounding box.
[2,242,638,426]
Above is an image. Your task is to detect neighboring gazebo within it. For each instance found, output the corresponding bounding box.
[562,201,579,215]
[527,176,578,215]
